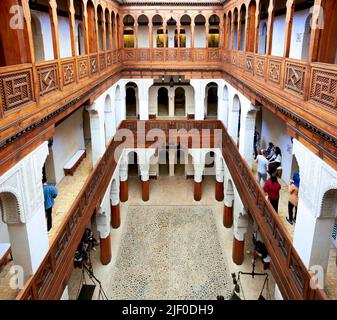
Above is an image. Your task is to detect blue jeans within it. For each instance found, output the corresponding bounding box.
[257,172,267,188]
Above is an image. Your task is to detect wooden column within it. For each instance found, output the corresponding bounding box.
[253,3,260,53]
[194,181,202,201]
[266,0,274,55]
[177,24,181,48]
[142,180,149,201]
[206,23,209,48]
[134,22,139,48]
[232,236,244,265]
[219,16,225,49]
[101,11,107,52]
[237,14,242,50]
[149,23,153,48]
[49,0,60,60]
[307,0,323,62]
[283,0,295,57]
[120,180,128,202]
[113,15,119,49]
[215,181,224,201]
[223,205,233,228]
[68,0,76,57]
[163,22,167,48]
[100,234,111,265]
[108,15,113,50]
[82,0,89,55]
[111,203,120,229]
[231,15,235,49]
[244,10,249,51]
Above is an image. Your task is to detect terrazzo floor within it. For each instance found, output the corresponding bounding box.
[67,176,276,300]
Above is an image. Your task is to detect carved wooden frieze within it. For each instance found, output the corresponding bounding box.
[268,59,282,85]
[77,57,89,80]
[0,68,34,112]
[246,54,254,74]
[61,60,76,86]
[90,55,98,75]
[100,54,106,71]
[255,56,266,78]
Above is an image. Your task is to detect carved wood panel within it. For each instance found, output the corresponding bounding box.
[137,49,150,61]
[100,54,106,71]
[107,52,112,66]
[180,49,192,61]
[284,62,306,97]
[0,68,34,112]
[195,49,205,61]
[90,55,98,75]
[246,54,254,74]
[77,57,89,80]
[166,49,178,61]
[61,61,76,87]
[123,49,135,61]
[310,67,337,109]
[37,63,59,96]
[208,49,220,61]
[255,56,266,78]
[152,49,164,62]
[268,59,282,85]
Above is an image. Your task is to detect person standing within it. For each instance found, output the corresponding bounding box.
[253,130,260,159]
[263,175,281,213]
[268,146,282,176]
[42,177,58,232]
[255,150,269,188]
[286,173,300,225]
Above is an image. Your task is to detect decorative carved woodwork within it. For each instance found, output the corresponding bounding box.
[61,60,76,87]
[77,57,89,80]
[0,67,34,112]
[268,58,282,85]
[285,62,307,97]
[37,63,59,96]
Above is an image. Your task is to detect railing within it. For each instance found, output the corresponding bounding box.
[16,120,327,300]
[226,49,337,113]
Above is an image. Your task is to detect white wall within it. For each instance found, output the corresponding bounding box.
[0,217,10,243]
[31,10,54,61]
[271,15,286,57]
[58,16,72,58]
[167,25,176,48]
[260,107,293,182]
[289,9,310,60]
[51,108,85,183]
[194,25,206,48]
[138,25,149,48]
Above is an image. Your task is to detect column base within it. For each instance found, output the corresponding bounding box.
[223,205,233,228]
[194,181,202,201]
[232,236,245,265]
[100,234,111,265]
[142,180,149,202]
[215,181,224,201]
[111,203,121,229]
[120,180,128,202]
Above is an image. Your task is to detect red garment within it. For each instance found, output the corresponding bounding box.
[263,179,281,200]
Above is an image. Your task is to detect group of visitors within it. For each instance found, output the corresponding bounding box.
[254,138,299,225]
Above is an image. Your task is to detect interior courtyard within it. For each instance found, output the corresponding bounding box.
[0,0,337,302]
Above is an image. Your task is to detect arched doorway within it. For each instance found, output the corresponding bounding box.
[158,87,169,116]
[125,82,138,118]
[138,15,149,48]
[258,0,269,54]
[174,87,186,116]
[206,83,218,118]
[128,151,139,177]
[180,15,191,48]
[208,15,220,48]
[301,14,312,60]
[123,15,135,48]
[31,14,45,62]
[194,15,206,48]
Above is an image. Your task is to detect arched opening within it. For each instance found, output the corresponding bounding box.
[128,151,139,177]
[55,0,72,58]
[205,151,216,175]
[301,14,312,60]
[206,83,218,118]
[239,4,246,50]
[104,95,113,146]
[138,15,149,48]
[227,11,232,49]
[97,5,104,52]
[232,94,242,147]
[87,0,97,53]
[77,23,85,56]
[158,87,169,116]
[194,15,206,48]
[258,0,269,54]
[223,85,229,127]
[31,14,45,62]
[180,15,191,48]
[105,9,110,50]
[111,12,116,49]
[115,85,122,127]
[0,192,21,224]
[123,15,135,48]
[174,87,186,116]
[125,82,138,118]
[271,0,287,57]
[208,15,220,48]
[153,15,167,48]
[247,0,256,52]
[166,17,177,48]
[74,0,85,56]
[233,8,239,50]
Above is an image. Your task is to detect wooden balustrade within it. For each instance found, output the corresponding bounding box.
[15,120,327,300]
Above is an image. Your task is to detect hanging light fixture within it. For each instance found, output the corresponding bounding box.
[161,75,165,82]
[169,76,174,87]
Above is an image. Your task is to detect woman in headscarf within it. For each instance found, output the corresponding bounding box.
[286,172,300,225]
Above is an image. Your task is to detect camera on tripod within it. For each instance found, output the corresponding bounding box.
[74,228,98,269]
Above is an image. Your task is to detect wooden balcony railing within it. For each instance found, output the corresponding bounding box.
[16,120,327,300]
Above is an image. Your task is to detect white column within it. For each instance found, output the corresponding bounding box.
[60,286,69,300]
[137,79,154,120]
[233,209,248,241]
[168,89,175,117]
[215,152,224,183]
[292,139,337,277]
[96,188,111,240]
[239,103,259,169]
[86,103,105,166]
[0,142,49,281]
[274,284,284,300]
[190,80,206,120]
[119,155,129,183]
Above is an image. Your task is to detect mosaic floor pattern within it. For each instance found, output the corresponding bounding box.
[109,205,232,300]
